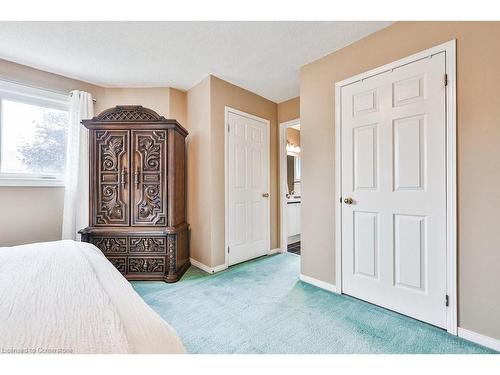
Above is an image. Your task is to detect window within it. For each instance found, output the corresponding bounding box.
[0,80,69,186]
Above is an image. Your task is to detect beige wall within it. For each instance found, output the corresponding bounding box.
[280,97,301,145]
[186,77,212,265]
[300,21,500,340]
[96,87,187,123]
[278,96,300,124]
[0,58,103,98]
[169,88,187,126]
[96,87,170,117]
[0,187,65,246]
[287,128,300,147]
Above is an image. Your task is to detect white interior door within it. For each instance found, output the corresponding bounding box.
[341,52,447,328]
[227,110,270,266]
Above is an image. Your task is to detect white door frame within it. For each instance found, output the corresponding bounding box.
[334,40,457,334]
[279,118,300,252]
[224,106,271,267]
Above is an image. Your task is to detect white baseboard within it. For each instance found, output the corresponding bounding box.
[189,258,212,273]
[457,327,500,352]
[190,258,227,274]
[268,248,281,255]
[212,263,228,273]
[191,249,280,274]
[299,274,339,294]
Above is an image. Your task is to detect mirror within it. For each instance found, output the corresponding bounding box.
[287,154,301,195]
[286,125,300,195]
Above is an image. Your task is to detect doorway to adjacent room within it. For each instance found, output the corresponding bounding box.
[279,118,301,256]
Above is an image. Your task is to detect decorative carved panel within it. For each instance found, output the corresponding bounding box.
[132,130,167,226]
[93,130,129,226]
[91,237,128,253]
[128,257,165,273]
[167,234,177,276]
[95,106,164,122]
[129,237,166,253]
[108,257,127,274]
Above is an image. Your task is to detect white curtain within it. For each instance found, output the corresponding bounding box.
[62,91,94,240]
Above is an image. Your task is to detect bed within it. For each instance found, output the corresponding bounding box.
[0,240,186,354]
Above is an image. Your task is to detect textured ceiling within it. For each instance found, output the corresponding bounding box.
[0,21,392,102]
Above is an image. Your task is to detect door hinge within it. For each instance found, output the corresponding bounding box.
[227,246,230,254]
[227,123,230,132]
[339,196,342,203]
[445,294,449,307]
[444,74,448,87]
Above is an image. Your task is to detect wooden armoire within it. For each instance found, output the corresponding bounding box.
[79,105,190,282]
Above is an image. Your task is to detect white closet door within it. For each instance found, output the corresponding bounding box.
[341,52,447,328]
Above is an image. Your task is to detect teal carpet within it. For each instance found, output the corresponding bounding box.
[132,253,495,354]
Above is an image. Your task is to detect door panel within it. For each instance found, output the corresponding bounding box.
[93,130,129,226]
[353,211,378,279]
[353,124,378,190]
[353,89,378,116]
[228,111,270,266]
[131,130,167,226]
[341,52,447,328]
[393,115,425,190]
[393,74,425,107]
[394,214,426,291]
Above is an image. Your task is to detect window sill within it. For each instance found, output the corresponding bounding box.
[0,177,66,187]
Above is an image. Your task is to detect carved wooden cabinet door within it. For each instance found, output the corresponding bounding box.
[93,130,130,226]
[131,130,168,226]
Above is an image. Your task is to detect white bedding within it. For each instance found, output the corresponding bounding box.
[0,240,185,354]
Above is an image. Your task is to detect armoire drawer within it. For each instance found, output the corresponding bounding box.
[107,257,127,274]
[128,257,166,274]
[90,237,128,254]
[129,237,166,254]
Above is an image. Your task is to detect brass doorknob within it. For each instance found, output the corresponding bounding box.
[262,193,270,198]
[343,197,354,205]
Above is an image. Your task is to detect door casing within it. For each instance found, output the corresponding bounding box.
[334,40,457,334]
[279,118,300,253]
[224,106,271,267]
